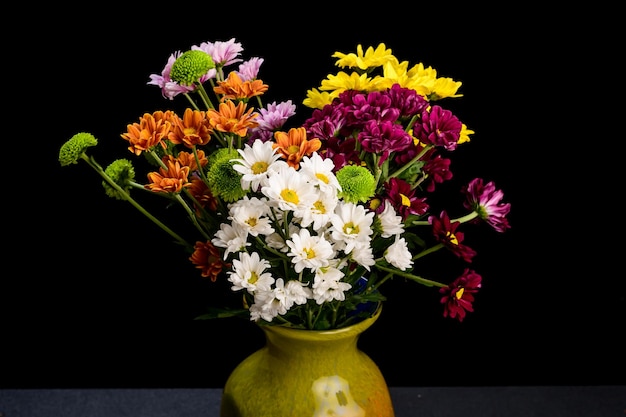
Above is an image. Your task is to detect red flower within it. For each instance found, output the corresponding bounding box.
[383,177,428,220]
[429,210,476,263]
[439,268,482,322]
[189,240,231,282]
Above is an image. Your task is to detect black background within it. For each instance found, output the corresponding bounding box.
[3,6,623,388]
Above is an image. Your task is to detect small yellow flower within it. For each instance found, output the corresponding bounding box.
[320,71,376,95]
[332,43,397,70]
[458,124,474,145]
[302,88,337,109]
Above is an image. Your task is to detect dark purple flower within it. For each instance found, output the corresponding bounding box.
[412,105,462,151]
[358,120,413,165]
[386,84,429,118]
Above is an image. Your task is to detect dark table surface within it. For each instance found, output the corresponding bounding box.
[1,386,624,417]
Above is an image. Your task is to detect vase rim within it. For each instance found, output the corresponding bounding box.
[259,302,382,338]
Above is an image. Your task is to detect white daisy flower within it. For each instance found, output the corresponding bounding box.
[283,279,313,306]
[349,241,376,270]
[299,152,342,193]
[385,236,413,271]
[261,165,318,215]
[227,251,274,292]
[312,266,350,304]
[378,203,404,238]
[249,287,283,322]
[250,278,298,322]
[228,196,274,237]
[286,228,334,273]
[299,188,338,231]
[232,139,287,191]
[211,222,250,259]
[329,201,375,254]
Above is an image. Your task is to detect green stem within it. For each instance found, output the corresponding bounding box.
[410,211,480,227]
[80,153,192,250]
[184,93,200,111]
[195,83,215,110]
[374,263,446,288]
[404,114,419,134]
[412,243,444,261]
[371,272,394,291]
[174,193,211,241]
[453,211,479,224]
[389,143,433,180]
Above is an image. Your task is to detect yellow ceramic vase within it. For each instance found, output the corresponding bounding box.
[220,305,394,417]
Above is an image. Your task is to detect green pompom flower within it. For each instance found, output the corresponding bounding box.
[207,148,246,203]
[103,159,135,200]
[336,165,376,203]
[170,50,215,86]
[59,132,98,166]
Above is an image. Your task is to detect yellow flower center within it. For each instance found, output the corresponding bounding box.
[249,271,259,284]
[400,193,411,207]
[446,231,459,245]
[288,145,300,154]
[183,127,197,136]
[455,287,465,300]
[251,161,268,174]
[313,200,326,214]
[369,198,381,211]
[246,217,258,227]
[343,221,359,235]
[305,248,316,259]
[315,172,329,184]
[281,188,299,204]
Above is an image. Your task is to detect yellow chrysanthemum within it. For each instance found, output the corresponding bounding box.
[402,62,439,97]
[319,71,376,95]
[458,124,474,145]
[332,43,398,70]
[404,63,463,100]
[374,60,415,90]
[302,88,337,109]
[428,77,464,100]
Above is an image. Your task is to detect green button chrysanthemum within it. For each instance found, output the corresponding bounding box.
[103,159,135,200]
[207,148,246,203]
[336,165,377,203]
[59,132,98,166]
[170,50,215,86]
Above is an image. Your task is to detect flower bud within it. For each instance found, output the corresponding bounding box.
[170,50,215,86]
[59,132,98,166]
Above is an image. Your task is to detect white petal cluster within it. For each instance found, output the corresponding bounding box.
[232,139,287,191]
[218,139,412,323]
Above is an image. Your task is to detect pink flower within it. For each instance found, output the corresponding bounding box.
[463,178,511,233]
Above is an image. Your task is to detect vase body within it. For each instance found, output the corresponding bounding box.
[220,306,394,417]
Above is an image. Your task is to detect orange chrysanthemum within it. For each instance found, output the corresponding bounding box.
[164,149,208,172]
[121,111,172,155]
[190,240,231,282]
[168,108,213,148]
[272,127,322,169]
[145,159,191,193]
[213,71,269,101]
[188,177,218,212]
[207,100,259,137]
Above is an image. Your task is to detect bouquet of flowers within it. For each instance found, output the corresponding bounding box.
[59,39,511,330]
